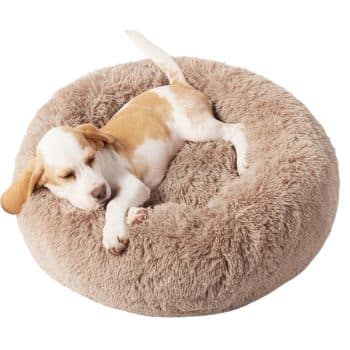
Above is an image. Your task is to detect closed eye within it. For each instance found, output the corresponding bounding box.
[85,155,95,167]
[60,171,75,180]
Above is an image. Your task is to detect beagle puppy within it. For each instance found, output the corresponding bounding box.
[1,31,248,255]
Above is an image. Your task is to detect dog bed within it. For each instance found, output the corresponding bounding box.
[15,58,339,316]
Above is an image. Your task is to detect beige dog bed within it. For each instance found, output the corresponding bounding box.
[15,58,339,316]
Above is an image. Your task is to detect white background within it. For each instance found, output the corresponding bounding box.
[0,1,349,349]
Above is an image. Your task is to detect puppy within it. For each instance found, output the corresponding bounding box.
[1,31,248,255]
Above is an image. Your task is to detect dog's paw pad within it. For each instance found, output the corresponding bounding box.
[107,238,129,256]
[126,207,148,226]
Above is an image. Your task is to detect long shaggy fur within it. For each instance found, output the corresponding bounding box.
[15,58,339,316]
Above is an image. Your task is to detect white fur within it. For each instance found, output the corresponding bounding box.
[102,171,150,252]
[153,86,248,174]
[126,207,147,226]
[39,127,151,252]
[125,30,187,84]
[133,137,184,188]
[38,128,111,211]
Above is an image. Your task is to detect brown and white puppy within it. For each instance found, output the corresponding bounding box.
[1,31,248,255]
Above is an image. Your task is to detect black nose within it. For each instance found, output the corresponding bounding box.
[91,184,107,200]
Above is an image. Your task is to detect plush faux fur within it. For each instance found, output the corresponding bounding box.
[15,58,339,316]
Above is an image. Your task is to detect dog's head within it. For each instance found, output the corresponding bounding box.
[1,124,116,214]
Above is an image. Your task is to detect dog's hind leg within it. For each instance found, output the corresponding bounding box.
[181,116,249,175]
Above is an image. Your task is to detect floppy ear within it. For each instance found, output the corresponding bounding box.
[1,157,44,214]
[75,123,115,149]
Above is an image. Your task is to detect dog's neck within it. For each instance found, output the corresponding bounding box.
[96,146,136,190]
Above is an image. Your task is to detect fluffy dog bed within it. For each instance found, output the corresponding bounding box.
[15,58,339,316]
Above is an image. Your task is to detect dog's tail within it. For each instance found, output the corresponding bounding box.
[125,30,188,85]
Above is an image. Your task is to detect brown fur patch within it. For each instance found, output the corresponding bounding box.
[101,91,172,160]
[171,82,212,118]
[64,126,106,151]
[1,156,43,214]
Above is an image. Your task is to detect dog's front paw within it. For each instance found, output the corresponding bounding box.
[102,224,129,256]
[107,237,129,256]
[126,207,148,225]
